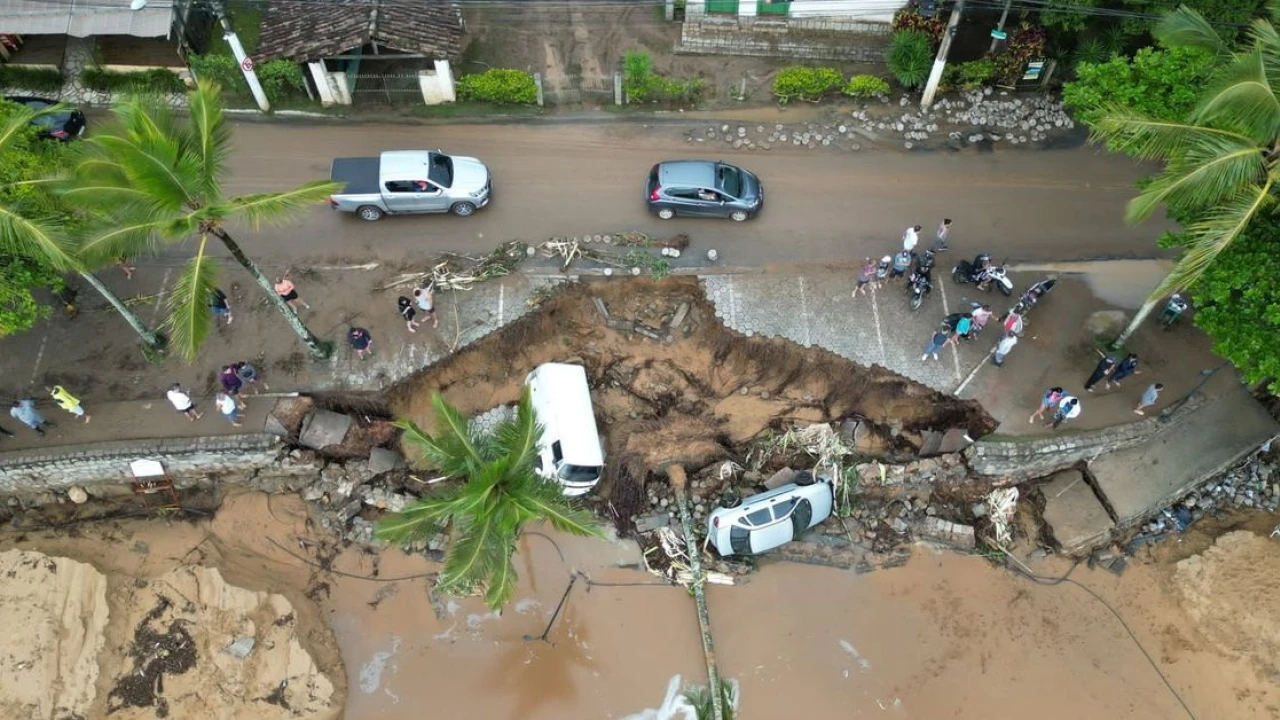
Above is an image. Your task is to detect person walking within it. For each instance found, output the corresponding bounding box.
[274,274,310,312]
[215,392,243,427]
[210,287,233,325]
[397,296,421,333]
[921,325,953,362]
[117,256,136,279]
[219,365,247,409]
[1049,395,1081,430]
[932,218,952,252]
[902,224,921,253]
[166,383,202,421]
[1084,351,1116,392]
[413,286,439,328]
[1029,387,1065,424]
[852,258,876,299]
[874,255,891,289]
[1106,353,1141,389]
[47,385,90,423]
[992,332,1018,367]
[1134,383,1164,415]
[9,399,52,435]
[348,327,374,360]
[234,361,268,393]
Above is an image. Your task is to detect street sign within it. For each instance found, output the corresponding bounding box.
[1022,60,1045,81]
[990,29,1007,40]
[240,56,254,72]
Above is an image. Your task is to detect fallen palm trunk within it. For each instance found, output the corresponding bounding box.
[667,464,725,720]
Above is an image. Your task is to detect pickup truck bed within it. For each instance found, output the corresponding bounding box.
[330,157,380,195]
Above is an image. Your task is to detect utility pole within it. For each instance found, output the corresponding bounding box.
[920,0,965,110]
[989,0,1013,53]
[213,2,270,112]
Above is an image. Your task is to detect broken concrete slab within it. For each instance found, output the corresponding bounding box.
[299,409,352,451]
[368,447,406,474]
[765,467,798,490]
[635,512,671,533]
[1041,469,1114,554]
[592,296,609,319]
[1091,389,1280,527]
[670,302,690,330]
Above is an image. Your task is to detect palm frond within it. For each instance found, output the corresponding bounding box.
[225,180,342,230]
[492,387,543,472]
[85,134,200,212]
[1089,110,1254,162]
[0,203,80,271]
[483,539,521,609]
[429,392,486,469]
[1191,49,1280,141]
[187,80,231,201]
[374,491,461,545]
[513,481,602,539]
[163,236,220,362]
[1153,183,1273,297]
[0,103,39,152]
[74,215,181,269]
[1126,145,1266,222]
[1155,5,1228,56]
[438,503,508,597]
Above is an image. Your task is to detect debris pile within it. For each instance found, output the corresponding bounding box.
[1140,450,1279,536]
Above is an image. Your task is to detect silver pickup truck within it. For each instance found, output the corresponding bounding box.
[328,150,492,221]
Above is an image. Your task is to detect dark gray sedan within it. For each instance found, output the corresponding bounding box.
[646,160,763,222]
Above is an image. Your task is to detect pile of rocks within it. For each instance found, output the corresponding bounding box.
[690,123,862,152]
[301,459,423,544]
[1141,451,1279,535]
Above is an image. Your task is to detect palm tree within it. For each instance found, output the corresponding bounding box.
[1091,3,1280,346]
[375,389,601,610]
[64,80,340,361]
[0,101,164,350]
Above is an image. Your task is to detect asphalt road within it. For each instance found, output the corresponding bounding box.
[216,119,1173,268]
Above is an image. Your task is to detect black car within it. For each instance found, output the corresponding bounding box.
[4,96,86,141]
[646,160,763,222]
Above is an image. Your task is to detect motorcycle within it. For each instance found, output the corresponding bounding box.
[980,263,1015,296]
[1161,293,1189,329]
[1019,278,1057,309]
[951,253,1013,296]
[908,268,932,311]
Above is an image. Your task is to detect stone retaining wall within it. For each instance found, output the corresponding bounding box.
[965,396,1208,479]
[0,434,316,492]
[678,15,891,62]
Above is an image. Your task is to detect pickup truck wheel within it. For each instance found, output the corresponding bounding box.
[657,208,675,220]
[356,205,384,222]
[451,202,477,217]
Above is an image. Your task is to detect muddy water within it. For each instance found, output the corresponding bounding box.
[5,494,1276,719]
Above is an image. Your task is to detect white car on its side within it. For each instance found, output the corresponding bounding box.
[706,472,834,556]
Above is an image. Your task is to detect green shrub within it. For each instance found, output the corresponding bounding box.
[456,68,538,104]
[188,53,247,92]
[255,59,306,99]
[81,67,186,94]
[772,66,843,103]
[843,74,890,99]
[886,31,933,89]
[0,66,66,93]
[624,50,705,104]
[891,9,945,44]
[943,58,996,90]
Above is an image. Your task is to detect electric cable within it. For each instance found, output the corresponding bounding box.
[264,535,438,581]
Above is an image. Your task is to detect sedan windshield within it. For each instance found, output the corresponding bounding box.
[716,164,743,198]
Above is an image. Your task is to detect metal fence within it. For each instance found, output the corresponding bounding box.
[537,73,619,106]
[350,72,422,104]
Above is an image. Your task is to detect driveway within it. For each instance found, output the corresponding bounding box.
[217,119,1171,268]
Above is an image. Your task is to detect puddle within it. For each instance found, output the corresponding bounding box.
[1009,259,1174,309]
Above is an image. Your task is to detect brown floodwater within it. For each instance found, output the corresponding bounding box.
[3,491,1275,720]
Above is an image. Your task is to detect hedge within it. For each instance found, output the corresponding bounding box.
[456,69,538,104]
[843,74,890,99]
[0,66,65,93]
[772,66,843,103]
[81,67,186,94]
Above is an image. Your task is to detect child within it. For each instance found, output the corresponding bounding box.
[874,255,891,289]
[398,296,420,333]
[852,258,876,299]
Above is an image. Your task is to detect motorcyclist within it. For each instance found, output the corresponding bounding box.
[1161,293,1189,327]
[971,253,994,287]
[915,249,936,276]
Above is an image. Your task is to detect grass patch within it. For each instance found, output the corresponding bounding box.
[210,1,263,55]
[409,102,543,118]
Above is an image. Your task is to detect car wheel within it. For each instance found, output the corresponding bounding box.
[720,489,742,509]
[657,208,675,220]
[729,210,749,222]
[356,205,384,222]
[794,471,816,486]
[451,202,477,217]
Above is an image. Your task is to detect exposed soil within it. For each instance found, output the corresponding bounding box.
[387,278,995,526]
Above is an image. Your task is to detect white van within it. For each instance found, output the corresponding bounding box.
[525,363,605,496]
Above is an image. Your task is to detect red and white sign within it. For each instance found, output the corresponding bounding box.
[240,57,254,72]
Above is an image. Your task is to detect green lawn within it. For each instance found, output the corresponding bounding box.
[209,1,263,55]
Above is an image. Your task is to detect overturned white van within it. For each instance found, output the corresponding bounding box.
[525,363,605,496]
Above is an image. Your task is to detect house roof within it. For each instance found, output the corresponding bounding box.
[255,0,463,63]
[0,0,174,38]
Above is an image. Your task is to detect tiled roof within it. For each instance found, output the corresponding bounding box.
[255,0,463,63]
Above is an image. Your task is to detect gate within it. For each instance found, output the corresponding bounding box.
[350,72,422,104]
[540,73,616,105]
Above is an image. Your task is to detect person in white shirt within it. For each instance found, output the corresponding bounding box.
[1050,396,1081,430]
[902,224,921,253]
[166,383,202,421]
[993,333,1018,366]
[215,392,243,427]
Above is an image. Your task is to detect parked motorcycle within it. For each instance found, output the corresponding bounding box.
[908,268,932,311]
[952,253,1014,296]
[1019,278,1057,309]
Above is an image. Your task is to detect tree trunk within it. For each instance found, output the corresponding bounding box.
[211,227,331,359]
[1112,297,1160,350]
[667,464,724,720]
[78,271,164,350]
